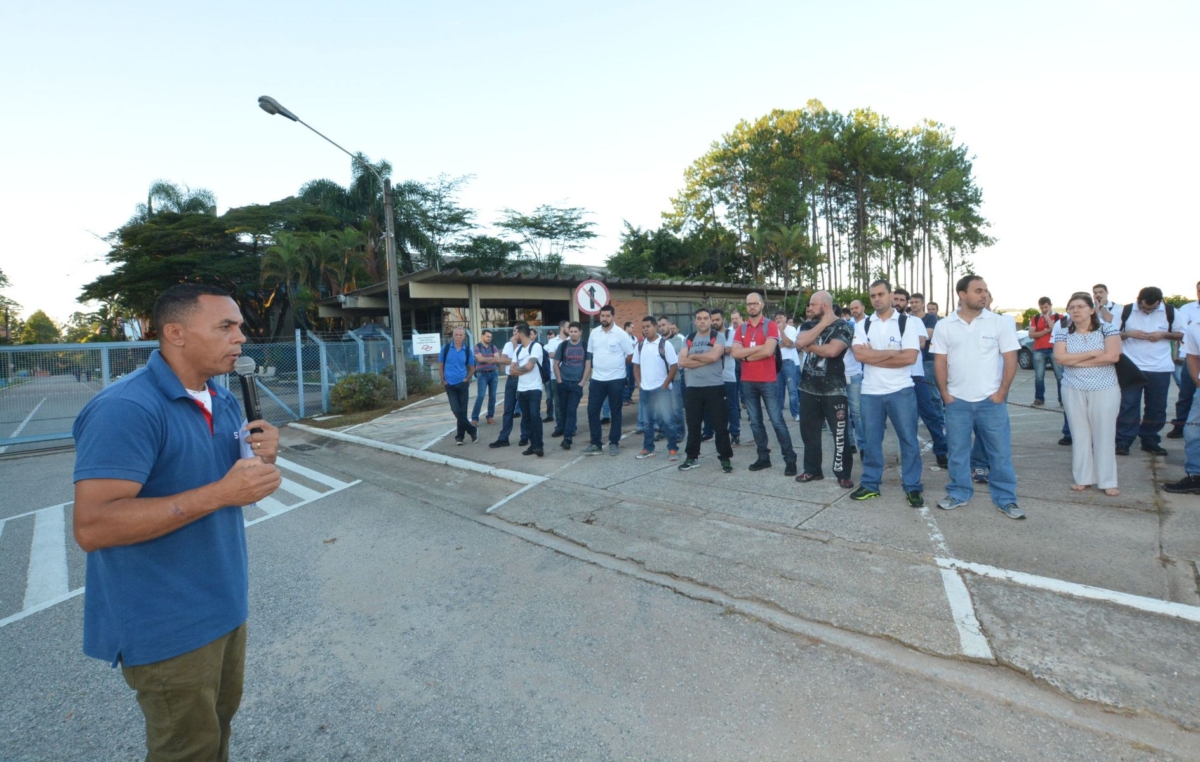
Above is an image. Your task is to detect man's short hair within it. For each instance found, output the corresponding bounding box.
[1038,296,1052,307]
[1137,286,1164,305]
[869,279,891,293]
[559,320,570,329]
[623,321,634,329]
[694,307,711,317]
[642,315,657,324]
[516,324,533,337]
[1093,283,1108,292]
[709,307,724,317]
[774,310,787,318]
[153,283,231,331]
[481,329,493,337]
[956,274,984,295]
[568,321,581,331]
[910,292,924,301]
[893,288,909,300]
[599,304,615,315]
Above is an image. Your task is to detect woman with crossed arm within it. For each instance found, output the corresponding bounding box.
[1054,292,1123,496]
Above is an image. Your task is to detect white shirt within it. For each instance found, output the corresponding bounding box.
[500,340,519,376]
[843,318,863,377]
[779,324,800,364]
[1099,300,1122,327]
[586,325,634,382]
[1184,321,1200,358]
[1121,302,1175,372]
[930,309,1020,402]
[1177,301,1199,357]
[634,335,678,390]
[544,336,561,379]
[852,310,922,395]
[514,342,544,392]
[186,386,213,416]
[720,327,738,383]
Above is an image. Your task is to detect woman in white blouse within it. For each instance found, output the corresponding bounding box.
[1053,292,1123,495]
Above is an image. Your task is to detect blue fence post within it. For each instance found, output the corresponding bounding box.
[294,329,305,419]
[308,332,330,413]
[100,346,111,388]
[348,331,366,373]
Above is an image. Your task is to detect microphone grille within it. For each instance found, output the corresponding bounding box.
[233,356,257,377]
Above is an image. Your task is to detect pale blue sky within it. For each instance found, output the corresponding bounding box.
[1,0,1196,325]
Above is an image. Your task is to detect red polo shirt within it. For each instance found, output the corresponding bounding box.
[1030,313,1060,351]
[736,317,780,382]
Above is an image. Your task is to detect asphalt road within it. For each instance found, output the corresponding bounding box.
[2,432,1197,760]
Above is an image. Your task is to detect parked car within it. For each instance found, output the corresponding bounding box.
[1015,329,1035,370]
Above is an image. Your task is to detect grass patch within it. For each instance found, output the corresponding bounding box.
[295,387,444,429]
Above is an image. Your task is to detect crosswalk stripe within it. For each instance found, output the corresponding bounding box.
[276,457,351,489]
[256,496,288,516]
[278,478,323,502]
[24,505,69,610]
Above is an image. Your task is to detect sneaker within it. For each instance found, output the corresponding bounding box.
[470,431,478,444]
[971,468,989,484]
[635,428,644,435]
[522,446,537,456]
[471,419,479,426]
[636,449,656,459]
[654,432,665,442]
[937,496,969,511]
[701,432,714,442]
[1032,399,1045,407]
[519,438,529,447]
[794,472,824,483]
[997,502,1026,520]
[850,486,880,501]
[1115,445,1130,456]
[543,416,555,423]
[1166,426,1184,440]
[608,443,619,457]
[601,417,611,424]
[679,458,700,471]
[935,454,948,469]
[455,438,464,446]
[783,462,797,477]
[748,459,772,471]
[731,435,741,446]
[1163,474,1200,494]
[561,439,572,451]
[1058,437,1072,446]
[906,491,925,508]
[848,445,858,455]
[582,444,603,455]
[720,458,733,473]
[513,411,521,418]
[550,429,564,438]
[488,440,509,449]
[837,478,854,488]
[1142,443,1169,456]
[668,449,679,461]
[534,449,544,457]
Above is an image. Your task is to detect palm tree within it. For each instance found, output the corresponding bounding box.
[262,232,313,330]
[127,180,217,224]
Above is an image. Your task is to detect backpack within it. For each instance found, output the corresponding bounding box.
[636,336,671,372]
[736,320,784,373]
[439,341,470,368]
[863,313,908,344]
[685,328,725,369]
[537,342,552,383]
[1120,303,1174,333]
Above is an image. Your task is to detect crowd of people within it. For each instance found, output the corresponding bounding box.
[438,277,1200,520]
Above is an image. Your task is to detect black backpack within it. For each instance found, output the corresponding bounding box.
[685,328,725,369]
[863,313,908,343]
[1120,303,1175,332]
[736,320,784,373]
[636,337,671,372]
[537,342,552,383]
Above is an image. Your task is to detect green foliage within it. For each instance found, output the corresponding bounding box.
[330,372,394,412]
[1165,295,1191,309]
[1021,307,1040,329]
[450,235,521,271]
[20,310,61,344]
[497,205,596,275]
[403,360,434,395]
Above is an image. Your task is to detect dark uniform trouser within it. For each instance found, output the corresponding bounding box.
[685,385,732,460]
[799,390,853,480]
[122,623,247,762]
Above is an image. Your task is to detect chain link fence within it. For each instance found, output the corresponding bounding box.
[0,330,411,455]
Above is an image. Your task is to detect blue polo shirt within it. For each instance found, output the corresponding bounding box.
[440,341,474,385]
[73,349,249,667]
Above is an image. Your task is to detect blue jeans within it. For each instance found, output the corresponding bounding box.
[944,397,1018,507]
[971,424,988,471]
[1032,348,1063,404]
[472,371,497,421]
[724,381,741,437]
[671,375,686,438]
[1173,362,1197,427]
[860,387,923,493]
[777,360,800,420]
[640,387,679,452]
[495,376,528,443]
[1184,381,1200,475]
[588,378,626,446]
[1117,371,1172,448]
[557,381,584,441]
[740,380,796,464]
[547,379,560,422]
[846,374,864,450]
[915,365,947,457]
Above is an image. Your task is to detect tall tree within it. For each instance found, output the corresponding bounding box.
[20,310,60,344]
[416,174,476,270]
[127,180,217,225]
[497,205,596,275]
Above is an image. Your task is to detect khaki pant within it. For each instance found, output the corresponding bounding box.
[1063,385,1121,489]
[122,624,247,762]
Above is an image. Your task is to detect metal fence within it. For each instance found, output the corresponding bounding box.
[0,330,410,455]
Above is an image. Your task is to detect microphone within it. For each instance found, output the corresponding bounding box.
[233,356,263,434]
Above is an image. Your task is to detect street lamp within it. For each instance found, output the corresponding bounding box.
[257,95,407,400]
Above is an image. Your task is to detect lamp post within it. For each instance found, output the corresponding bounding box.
[258,95,407,400]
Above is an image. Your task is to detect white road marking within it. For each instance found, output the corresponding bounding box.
[939,558,1200,623]
[275,457,353,489]
[0,589,84,628]
[485,481,541,514]
[243,479,360,528]
[0,396,47,454]
[256,496,288,516]
[278,478,323,502]
[419,427,457,451]
[917,506,995,661]
[23,505,69,610]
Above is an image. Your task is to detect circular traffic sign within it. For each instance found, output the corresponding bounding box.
[574,279,610,315]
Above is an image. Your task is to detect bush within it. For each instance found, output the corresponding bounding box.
[403,360,434,395]
[330,373,394,413]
